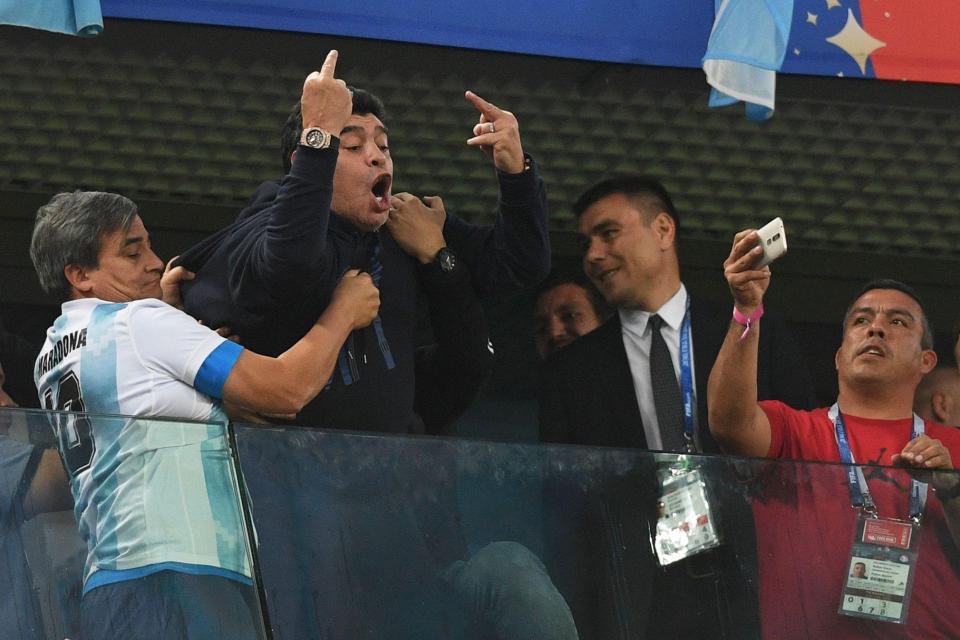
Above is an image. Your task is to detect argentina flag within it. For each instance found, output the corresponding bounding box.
[0,0,103,36]
[702,0,795,120]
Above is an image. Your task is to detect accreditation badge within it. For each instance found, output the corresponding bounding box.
[653,467,720,566]
[838,514,920,624]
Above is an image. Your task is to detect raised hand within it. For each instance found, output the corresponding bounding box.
[723,229,771,315]
[385,193,446,264]
[301,50,353,137]
[464,91,525,174]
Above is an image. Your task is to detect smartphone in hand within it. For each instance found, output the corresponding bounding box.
[755,217,787,267]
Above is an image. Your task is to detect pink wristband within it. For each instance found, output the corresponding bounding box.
[732,304,764,341]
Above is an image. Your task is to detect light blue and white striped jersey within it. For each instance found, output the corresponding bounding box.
[34,298,251,593]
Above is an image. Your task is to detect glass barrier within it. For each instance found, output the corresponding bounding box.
[0,407,266,640]
[6,406,959,639]
[233,423,960,640]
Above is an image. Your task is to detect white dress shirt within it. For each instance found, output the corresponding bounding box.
[619,284,698,451]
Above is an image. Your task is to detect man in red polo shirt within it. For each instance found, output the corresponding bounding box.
[707,228,960,639]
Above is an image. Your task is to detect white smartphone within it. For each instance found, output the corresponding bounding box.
[755,217,787,267]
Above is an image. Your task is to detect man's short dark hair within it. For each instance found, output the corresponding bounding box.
[30,191,138,302]
[280,87,388,174]
[535,273,613,323]
[844,278,934,350]
[572,175,679,229]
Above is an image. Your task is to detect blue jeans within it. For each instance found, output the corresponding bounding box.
[442,541,579,640]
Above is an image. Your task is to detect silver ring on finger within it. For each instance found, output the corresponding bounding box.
[487,122,496,133]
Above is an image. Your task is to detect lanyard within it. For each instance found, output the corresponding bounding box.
[828,403,927,521]
[329,241,396,388]
[366,243,396,371]
[678,300,696,451]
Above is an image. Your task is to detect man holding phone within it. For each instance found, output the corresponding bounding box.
[707,243,960,636]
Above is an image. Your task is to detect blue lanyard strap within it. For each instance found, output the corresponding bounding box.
[368,242,396,371]
[829,403,927,521]
[678,300,696,451]
[327,240,397,389]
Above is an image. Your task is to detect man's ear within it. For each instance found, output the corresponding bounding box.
[653,212,676,249]
[64,264,94,295]
[931,392,949,424]
[920,349,938,376]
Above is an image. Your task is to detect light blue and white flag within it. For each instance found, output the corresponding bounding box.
[0,0,103,36]
[702,0,794,120]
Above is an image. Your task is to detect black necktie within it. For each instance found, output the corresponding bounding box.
[649,314,685,452]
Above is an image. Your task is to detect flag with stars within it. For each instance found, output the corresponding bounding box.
[783,0,960,82]
[706,0,960,118]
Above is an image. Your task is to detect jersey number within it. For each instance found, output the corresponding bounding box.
[42,371,95,477]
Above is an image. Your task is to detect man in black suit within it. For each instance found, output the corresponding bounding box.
[538,176,815,639]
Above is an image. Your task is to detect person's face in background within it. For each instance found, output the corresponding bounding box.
[533,283,603,358]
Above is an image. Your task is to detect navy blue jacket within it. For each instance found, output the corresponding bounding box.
[177,144,549,432]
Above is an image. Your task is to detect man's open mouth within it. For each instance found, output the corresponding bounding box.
[372,174,392,211]
[857,344,885,358]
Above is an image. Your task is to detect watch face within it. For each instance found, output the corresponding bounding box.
[303,128,330,149]
[305,129,325,147]
[439,249,457,272]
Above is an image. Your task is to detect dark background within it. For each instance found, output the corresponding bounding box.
[2,20,958,424]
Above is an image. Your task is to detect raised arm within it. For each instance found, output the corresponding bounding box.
[176,51,353,324]
[707,229,773,457]
[443,91,550,297]
[254,51,353,284]
[222,269,379,415]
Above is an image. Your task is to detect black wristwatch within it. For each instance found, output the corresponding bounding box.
[434,247,457,273]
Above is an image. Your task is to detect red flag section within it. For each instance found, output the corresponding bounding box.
[861,0,960,83]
